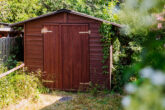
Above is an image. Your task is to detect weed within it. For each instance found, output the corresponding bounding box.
[0,64,47,109]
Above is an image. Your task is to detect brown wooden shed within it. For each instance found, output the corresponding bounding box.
[11,9,121,90]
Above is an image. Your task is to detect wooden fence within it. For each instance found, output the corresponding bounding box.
[0,37,16,64]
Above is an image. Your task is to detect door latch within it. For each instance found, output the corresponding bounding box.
[41,27,53,33]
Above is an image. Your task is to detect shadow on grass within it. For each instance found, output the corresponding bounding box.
[40,93,123,110]
[40,97,72,110]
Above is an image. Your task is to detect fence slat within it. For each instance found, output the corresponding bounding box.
[0,37,17,64]
[0,40,2,64]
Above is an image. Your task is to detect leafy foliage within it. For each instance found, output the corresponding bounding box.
[39,0,116,20]
[0,65,47,109]
[99,0,143,92]
[119,0,165,85]
[119,0,165,109]
[0,0,45,23]
[111,0,165,93]
[98,0,119,75]
[5,37,24,69]
[0,0,120,23]
[123,68,165,110]
[119,0,165,35]
[5,55,18,69]
[100,23,114,74]
[111,33,143,92]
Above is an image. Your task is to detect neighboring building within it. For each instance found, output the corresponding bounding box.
[0,22,23,38]
[0,22,12,37]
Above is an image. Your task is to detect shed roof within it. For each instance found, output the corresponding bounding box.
[10,9,121,27]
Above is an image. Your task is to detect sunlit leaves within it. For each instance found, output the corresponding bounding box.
[118,0,165,35]
[0,0,45,23]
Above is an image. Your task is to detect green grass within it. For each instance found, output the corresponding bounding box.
[41,92,123,110]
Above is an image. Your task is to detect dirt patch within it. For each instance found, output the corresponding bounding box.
[4,93,62,110]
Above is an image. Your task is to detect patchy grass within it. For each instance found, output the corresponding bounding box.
[42,92,122,110]
[5,91,122,110]
[0,65,47,109]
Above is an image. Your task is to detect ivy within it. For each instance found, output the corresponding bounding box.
[100,23,115,74]
[100,22,144,92]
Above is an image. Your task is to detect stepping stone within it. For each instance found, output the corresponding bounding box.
[58,96,72,102]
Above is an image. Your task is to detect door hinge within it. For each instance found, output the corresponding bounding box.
[79,30,91,34]
[80,82,90,85]
[42,79,54,83]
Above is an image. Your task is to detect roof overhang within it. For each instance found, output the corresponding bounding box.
[0,22,10,26]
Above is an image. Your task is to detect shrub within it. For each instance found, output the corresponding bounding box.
[122,68,165,110]
[119,0,165,109]
[114,0,165,93]
[5,55,18,69]
[111,34,142,93]
[0,65,46,109]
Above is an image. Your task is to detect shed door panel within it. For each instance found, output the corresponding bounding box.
[44,24,89,90]
[43,25,61,89]
[61,24,89,90]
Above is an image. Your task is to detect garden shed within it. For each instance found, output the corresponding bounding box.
[11,9,120,90]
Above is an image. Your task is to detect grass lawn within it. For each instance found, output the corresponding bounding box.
[4,91,122,110]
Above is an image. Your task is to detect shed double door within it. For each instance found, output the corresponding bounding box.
[43,24,89,90]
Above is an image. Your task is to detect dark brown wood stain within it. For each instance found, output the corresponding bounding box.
[24,12,110,90]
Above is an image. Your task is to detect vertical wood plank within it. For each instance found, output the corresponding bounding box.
[24,24,26,66]
[62,25,73,90]
[0,39,2,64]
[64,13,68,23]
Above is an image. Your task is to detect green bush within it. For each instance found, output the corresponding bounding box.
[111,34,142,93]
[122,68,165,110]
[5,55,18,69]
[0,65,46,109]
[119,0,165,109]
